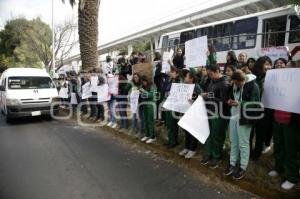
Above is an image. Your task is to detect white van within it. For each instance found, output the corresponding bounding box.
[0,68,60,122]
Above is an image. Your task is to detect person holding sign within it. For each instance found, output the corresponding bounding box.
[201,65,229,168]
[129,73,142,134]
[164,67,181,148]
[116,73,132,130]
[139,76,157,144]
[251,56,273,161]
[178,70,202,159]
[223,70,260,180]
[267,64,300,190]
[172,48,184,70]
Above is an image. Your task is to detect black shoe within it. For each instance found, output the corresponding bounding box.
[233,167,245,180]
[223,164,235,176]
[209,159,220,169]
[200,156,211,166]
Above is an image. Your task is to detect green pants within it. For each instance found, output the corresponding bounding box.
[165,111,178,145]
[205,117,228,160]
[229,119,252,170]
[273,122,299,183]
[143,104,155,139]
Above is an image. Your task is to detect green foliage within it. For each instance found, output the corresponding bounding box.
[0,17,51,69]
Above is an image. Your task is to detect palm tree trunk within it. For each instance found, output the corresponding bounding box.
[78,0,99,70]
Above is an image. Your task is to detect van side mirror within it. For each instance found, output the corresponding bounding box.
[0,85,5,91]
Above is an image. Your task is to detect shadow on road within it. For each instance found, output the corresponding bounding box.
[1,115,53,126]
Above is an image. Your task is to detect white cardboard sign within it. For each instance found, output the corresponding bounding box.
[97,84,111,103]
[185,36,208,68]
[129,90,140,114]
[163,83,195,113]
[178,96,210,144]
[262,68,300,114]
[81,82,92,100]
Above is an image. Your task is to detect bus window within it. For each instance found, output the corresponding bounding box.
[289,15,300,43]
[180,30,195,45]
[262,16,287,47]
[196,27,214,38]
[162,36,169,51]
[232,17,258,50]
[168,38,180,51]
[213,22,233,51]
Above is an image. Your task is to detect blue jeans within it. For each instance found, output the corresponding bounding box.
[132,113,138,129]
[117,100,128,128]
[107,98,116,124]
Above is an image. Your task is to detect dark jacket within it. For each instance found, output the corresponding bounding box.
[172,55,184,69]
[117,78,132,101]
[204,76,229,117]
[228,79,261,125]
[199,76,211,92]
[163,77,180,100]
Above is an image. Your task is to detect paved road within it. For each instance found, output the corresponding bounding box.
[0,116,253,199]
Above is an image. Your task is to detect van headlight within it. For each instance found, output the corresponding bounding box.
[6,99,20,106]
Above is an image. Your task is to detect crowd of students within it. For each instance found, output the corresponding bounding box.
[56,48,300,191]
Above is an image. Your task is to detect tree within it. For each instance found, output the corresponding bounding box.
[63,0,100,70]
[0,17,78,72]
[0,18,46,68]
[22,18,53,69]
[53,21,78,72]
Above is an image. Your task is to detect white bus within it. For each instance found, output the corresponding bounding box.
[158,6,300,65]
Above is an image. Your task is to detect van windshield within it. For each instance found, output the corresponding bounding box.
[8,76,56,90]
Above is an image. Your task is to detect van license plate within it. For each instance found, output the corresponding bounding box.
[31,111,41,116]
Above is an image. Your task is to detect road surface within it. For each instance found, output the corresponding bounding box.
[0,116,254,199]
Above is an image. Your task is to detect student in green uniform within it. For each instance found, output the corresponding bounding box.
[223,70,260,180]
[206,43,217,67]
[178,69,202,159]
[164,66,181,148]
[201,64,229,168]
[139,75,157,144]
[251,56,273,161]
[268,63,300,190]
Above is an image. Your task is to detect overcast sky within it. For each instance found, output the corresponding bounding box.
[0,0,229,46]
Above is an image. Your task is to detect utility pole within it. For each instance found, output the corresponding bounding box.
[52,0,55,75]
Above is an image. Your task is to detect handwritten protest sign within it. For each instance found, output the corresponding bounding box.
[70,93,78,104]
[81,82,92,100]
[90,76,99,92]
[185,36,208,68]
[59,87,69,99]
[178,96,210,144]
[132,63,153,81]
[107,76,119,95]
[262,68,300,114]
[162,49,174,73]
[97,84,111,103]
[129,90,140,114]
[163,83,195,113]
[259,46,289,63]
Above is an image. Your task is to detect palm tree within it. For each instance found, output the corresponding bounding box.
[62,0,100,70]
